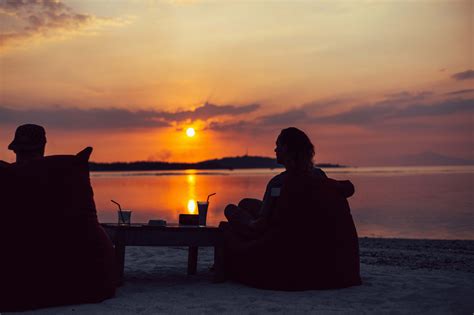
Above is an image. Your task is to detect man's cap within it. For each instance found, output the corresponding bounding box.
[8,124,47,151]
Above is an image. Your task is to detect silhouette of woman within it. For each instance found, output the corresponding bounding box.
[224,127,327,238]
[221,127,360,290]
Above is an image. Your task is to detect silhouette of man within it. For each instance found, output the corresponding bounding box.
[8,124,47,165]
[224,127,328,238]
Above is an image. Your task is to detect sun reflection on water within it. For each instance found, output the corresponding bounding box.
[187,199,196,213]
[186,173,195,185]
[186,172,197,213]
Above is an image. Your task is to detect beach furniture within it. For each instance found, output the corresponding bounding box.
[102,224,224,284]
[222,175,361,291]
[0,149,116,312]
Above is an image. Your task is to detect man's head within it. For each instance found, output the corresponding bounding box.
[8,124,47,163]
[275,127,315,171]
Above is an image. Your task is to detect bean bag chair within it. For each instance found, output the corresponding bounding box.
[0,148,116,311]
[222,173,361,290]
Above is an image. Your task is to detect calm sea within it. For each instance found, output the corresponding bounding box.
[91,166,474,240]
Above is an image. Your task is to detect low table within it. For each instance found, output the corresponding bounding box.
[101,223,224,284]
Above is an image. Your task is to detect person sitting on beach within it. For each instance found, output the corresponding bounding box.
[7,124,47,165]
[224,127,329,238]
[0,124,117,311]
[220,127,360,290]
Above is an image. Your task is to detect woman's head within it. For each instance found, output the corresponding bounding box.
[275,127,315,171]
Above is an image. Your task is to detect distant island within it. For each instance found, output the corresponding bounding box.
[89,155,344,172]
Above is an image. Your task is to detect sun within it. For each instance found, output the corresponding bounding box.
[186,127,196,137]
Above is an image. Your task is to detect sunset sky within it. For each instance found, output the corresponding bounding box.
[0,0,472,165]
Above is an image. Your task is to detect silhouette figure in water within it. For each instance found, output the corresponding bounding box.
[8,124,47,164]
[224,127,327,238]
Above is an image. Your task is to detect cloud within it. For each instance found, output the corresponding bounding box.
[300,98,350,115]
[445,89,474,96]
[206,96,474,133]
[313,98,474,125]
[161,102,260,121]
[312,104,390,124]
[206,120,258,133]
[0,106,169,130]
[1,93,470,135]
[0,0,131,50]
[252,98,353,127]
[0,102,260,130]
[254,91,437,126]
[392,98,473,119]
[383,91,434,102]
[258,109,308,126]
[451,69,474,81]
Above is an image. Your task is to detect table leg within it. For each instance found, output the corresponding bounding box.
[187,246,198,275]
[114,231,126,286]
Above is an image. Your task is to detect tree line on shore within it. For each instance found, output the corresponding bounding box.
[89,155,343,172]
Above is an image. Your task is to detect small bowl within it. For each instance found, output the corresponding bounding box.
[148,219,167,227]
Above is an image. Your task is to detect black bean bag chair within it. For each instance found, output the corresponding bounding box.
[0,148,116,311]
[222,173,361,290]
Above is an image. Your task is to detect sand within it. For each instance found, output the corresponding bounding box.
[11,238,474,314]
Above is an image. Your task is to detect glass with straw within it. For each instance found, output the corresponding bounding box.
[111,200,132,226]
[197,193,216,226]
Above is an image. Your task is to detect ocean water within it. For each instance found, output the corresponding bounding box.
[91,166,474,240]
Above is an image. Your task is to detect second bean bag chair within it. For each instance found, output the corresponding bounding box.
[223,173,361,290]
[0,148,116,311]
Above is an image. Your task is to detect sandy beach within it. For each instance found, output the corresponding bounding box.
[9,238,473,315]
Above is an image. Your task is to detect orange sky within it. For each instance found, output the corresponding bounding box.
[0,0,472,165]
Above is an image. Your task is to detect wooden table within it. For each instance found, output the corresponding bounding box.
[101,223,224,284]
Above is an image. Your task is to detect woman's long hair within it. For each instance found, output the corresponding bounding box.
[277,127,315,172]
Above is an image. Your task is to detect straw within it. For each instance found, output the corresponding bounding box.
[111,199,126,225]
[206,193,216,203]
